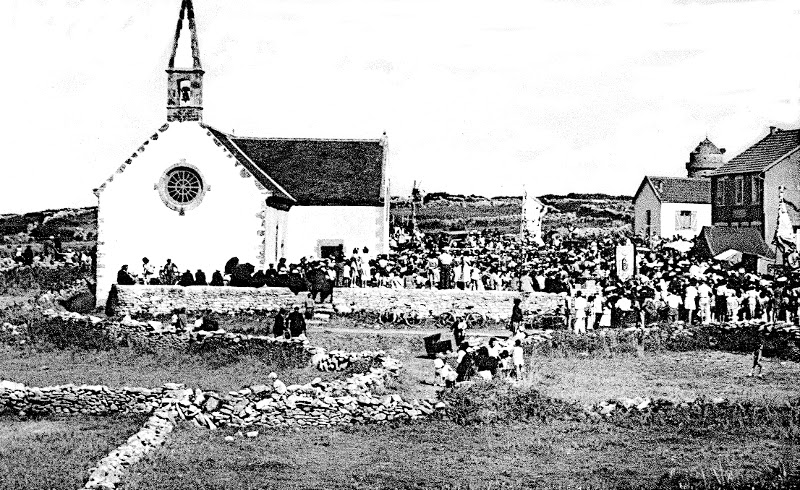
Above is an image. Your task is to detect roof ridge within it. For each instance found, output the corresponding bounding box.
[230,134,383,143]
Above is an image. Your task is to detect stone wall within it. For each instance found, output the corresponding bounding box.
[115,285,563,321]
[335,288,562,321]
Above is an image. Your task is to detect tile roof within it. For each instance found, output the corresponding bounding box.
[206,126,385,207]
[712,128,800,176]
[640,176,711,204]
[697,226,775,259]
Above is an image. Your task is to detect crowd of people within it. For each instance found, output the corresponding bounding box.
[1,237,94,272]
[116,220,800,334]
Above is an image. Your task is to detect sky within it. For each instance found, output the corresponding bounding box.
[2,0,800,213]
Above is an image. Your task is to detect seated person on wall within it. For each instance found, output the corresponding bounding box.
[194,269,207,286]
[224,257,239,276]
[286,269,310,295]
[116,265,136,286]
[209,270,224,286]
[251,269,267,288]
[230,263,256,287]
[178,270,195,287]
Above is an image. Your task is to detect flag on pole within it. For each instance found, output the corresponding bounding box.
[774,188,796,253]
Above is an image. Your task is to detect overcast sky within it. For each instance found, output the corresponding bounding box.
[2,0,800,213]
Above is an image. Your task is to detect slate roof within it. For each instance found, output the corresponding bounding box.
[206,126,386,207]
[636,177,711,204]
[696,226,775,260]
[712,128,800,176]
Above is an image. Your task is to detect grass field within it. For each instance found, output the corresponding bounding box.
[122,421,796,490]
[0,415,143,490]
[0,345,340,393]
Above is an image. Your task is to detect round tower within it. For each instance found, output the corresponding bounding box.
[686,137,725,178]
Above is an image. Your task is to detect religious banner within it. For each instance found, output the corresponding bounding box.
[521,188,546,246]
[615,239,635,282]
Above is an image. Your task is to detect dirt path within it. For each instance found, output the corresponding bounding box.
[312,325,509,337]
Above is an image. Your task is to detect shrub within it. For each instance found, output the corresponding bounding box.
[0,265,88,294]
[24,312,119,351]
[439,379,581,425]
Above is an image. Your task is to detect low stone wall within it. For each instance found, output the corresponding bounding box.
[115,285,563,321]
[115,285,299,316]
[0,380,164,416]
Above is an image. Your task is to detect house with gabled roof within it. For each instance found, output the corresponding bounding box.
[709,126,800,270]
[632,138,721,240]
[93,0,389,305]
[633,176,712,240]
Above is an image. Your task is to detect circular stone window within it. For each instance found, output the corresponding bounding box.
[157,163,207,213]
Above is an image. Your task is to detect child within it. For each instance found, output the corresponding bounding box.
[512,339,525,379]
[748,336,764,378]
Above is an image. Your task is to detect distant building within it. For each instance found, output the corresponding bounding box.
[633,138,722,240]
[93,0,389,305]
[707,126,799,270]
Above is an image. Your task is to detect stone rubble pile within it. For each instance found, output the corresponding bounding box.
[311,348,399,372]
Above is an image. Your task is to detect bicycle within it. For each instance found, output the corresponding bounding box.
[436,307,486,329]
[379,304,425,326]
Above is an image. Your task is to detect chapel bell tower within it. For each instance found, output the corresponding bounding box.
[166,0,204,122]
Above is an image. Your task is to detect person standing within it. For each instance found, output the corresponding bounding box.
[512,339,525,379]
[573,291,587,334]
[748,335,764,378]
[303,293,315,320]
[697,281,713,325]
[684,281,698,325]
[438,249,453,289]
[273,308,287,338]
[288,306,307,338]
[510,298,524,334]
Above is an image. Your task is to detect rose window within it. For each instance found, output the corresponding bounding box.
[166,168,202,204]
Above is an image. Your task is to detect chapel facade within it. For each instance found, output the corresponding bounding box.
[94,0,389,305]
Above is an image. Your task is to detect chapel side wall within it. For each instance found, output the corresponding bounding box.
[660,202,711,240]
[633,185,660,238]
[283,206,388,261]
[95,122,270,306]
[115,285,562,319]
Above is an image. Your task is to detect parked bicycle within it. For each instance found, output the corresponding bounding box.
[379,304,425,326]
[436,307,486,329]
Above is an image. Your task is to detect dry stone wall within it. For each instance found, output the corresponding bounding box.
[115,285,563,321]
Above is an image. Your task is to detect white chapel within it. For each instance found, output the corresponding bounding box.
[94,0,390,305]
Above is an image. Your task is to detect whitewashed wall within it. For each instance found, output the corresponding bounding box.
[282,206,388,261]
[660,202,711,240]
[96,122,272,305]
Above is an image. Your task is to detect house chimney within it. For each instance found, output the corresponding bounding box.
[770,126,778,135]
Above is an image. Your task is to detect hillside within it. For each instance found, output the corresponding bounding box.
[391,192,633,235]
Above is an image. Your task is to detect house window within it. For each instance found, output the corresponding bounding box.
[735,176,744,205]
[645,210,652,237]
[715,178,725,206]
[675,210,696,230]
[752,177,762,204]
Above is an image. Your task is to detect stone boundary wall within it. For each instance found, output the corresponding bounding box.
[115,285,563,321]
